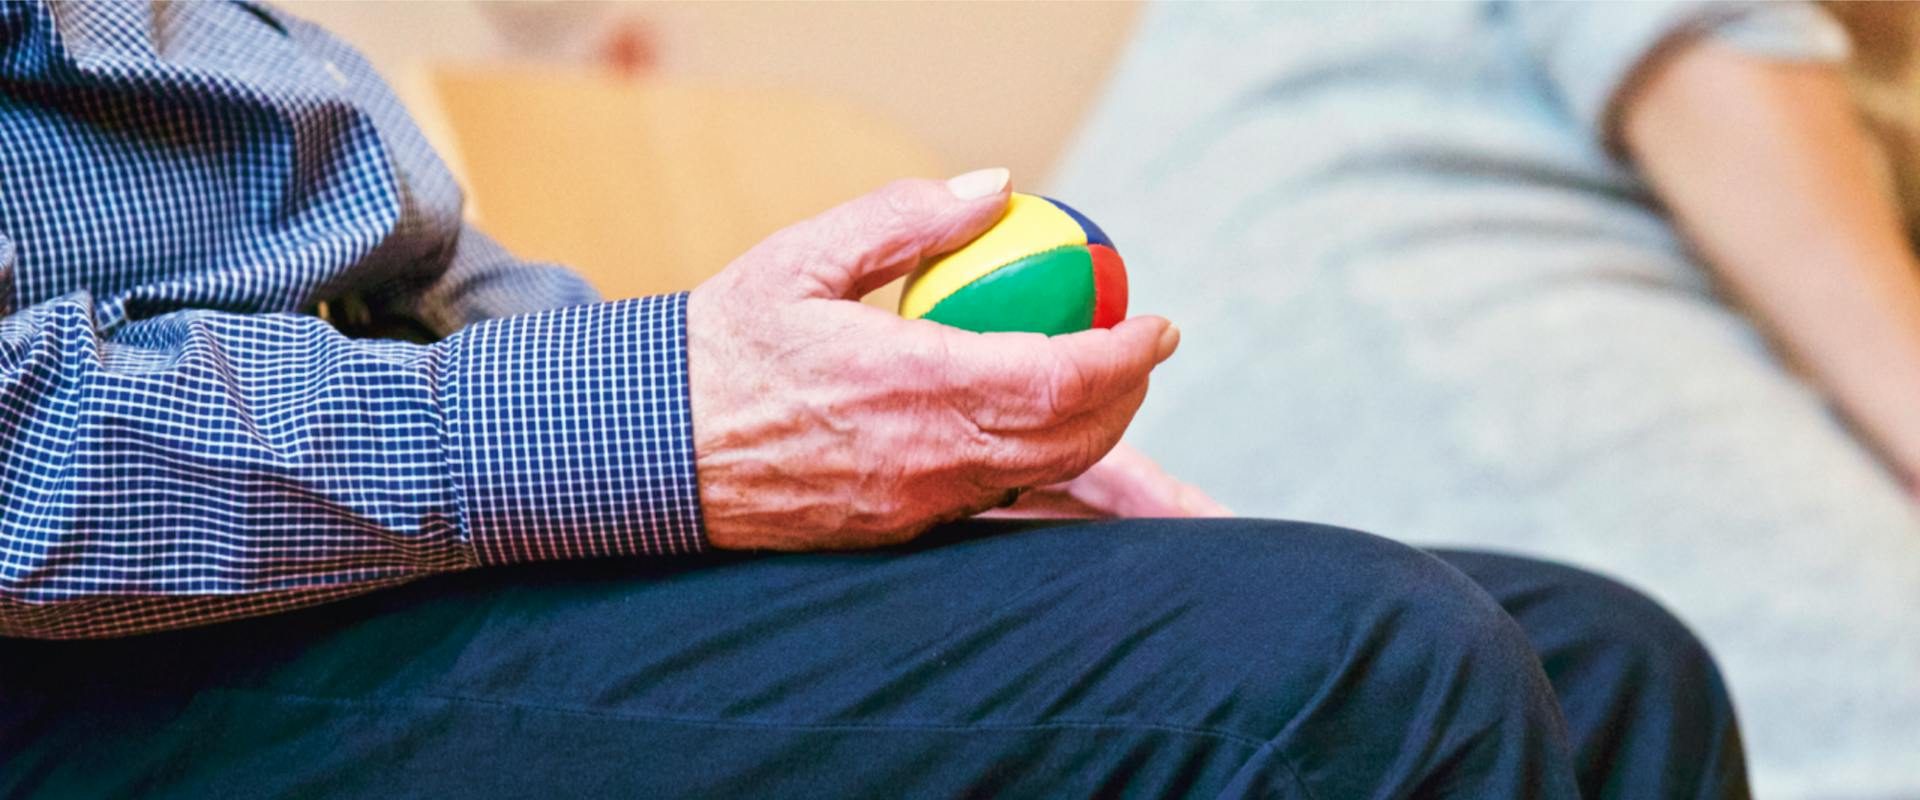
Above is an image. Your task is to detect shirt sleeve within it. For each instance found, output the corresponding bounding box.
[0,281,704,639]
[1505,0,1852,148]
[402,226,608,340]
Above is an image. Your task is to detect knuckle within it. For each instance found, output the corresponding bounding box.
[904,335,952,385]
[921,338,999,431]
[988,441,1057,488]
[866,181,917,225]
[958,421,998,463]
[877,178,927,207]
[1043,352,1094,419]
[877,179,944,229]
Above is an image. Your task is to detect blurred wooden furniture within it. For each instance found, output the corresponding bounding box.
[292,1,1138,188]
[430,67,947,307]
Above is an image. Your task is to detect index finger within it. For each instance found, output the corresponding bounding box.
[936,315,1179,431]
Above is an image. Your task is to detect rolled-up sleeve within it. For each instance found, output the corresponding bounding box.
[1506,0,1851,145]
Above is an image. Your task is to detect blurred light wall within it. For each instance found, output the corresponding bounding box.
[280,1,1141,187]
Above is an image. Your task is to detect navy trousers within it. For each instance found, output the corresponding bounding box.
[0,519,1745,798]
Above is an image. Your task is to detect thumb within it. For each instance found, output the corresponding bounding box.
[748,169,1011,301]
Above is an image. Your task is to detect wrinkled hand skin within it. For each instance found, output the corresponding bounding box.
[686,176,1178,551]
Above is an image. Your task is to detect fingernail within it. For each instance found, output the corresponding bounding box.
[947,167,1010,200]
[1155,324,1181,363]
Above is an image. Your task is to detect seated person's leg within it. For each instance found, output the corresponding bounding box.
[1435,550,1748,800]
[1,518,1591,798]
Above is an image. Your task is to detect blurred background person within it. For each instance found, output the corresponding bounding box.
[1052,2,1919,796]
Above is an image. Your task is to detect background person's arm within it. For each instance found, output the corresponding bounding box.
[1619,40,1920,484]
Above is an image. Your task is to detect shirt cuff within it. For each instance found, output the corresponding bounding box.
[444,292,706,563]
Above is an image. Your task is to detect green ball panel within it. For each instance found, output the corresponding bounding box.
[921,246,1095,335]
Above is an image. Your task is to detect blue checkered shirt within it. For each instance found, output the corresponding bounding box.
[0,0,706,639]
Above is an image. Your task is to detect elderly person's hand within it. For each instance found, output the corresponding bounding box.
[687,169,1180,550]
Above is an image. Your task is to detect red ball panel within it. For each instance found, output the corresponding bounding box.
[1087,244,1128,329]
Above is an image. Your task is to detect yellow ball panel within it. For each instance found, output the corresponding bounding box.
[898,193,1087,320]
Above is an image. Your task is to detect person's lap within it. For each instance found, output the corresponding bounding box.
[0,518,1737,798]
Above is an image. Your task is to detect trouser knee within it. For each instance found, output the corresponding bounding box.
[1072,520,1566,731]
[1088,518,1575,797]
